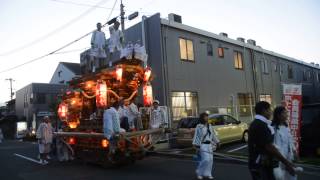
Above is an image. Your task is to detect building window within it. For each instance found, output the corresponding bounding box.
[280,64,284,75]
[288,65,293,79]
[171,92,198,121]
[58,71,62,78]
[317,72,320,82]
[302,70,307,81]
[262,59,269,74]
[234,51,243,70]
[35,93,46,104]
[207,43,213,56]
[259,94,272,104]
[217,47,224,58]
[237,93,253,116]
[273,62,277,72]
[179,38,194,61]
[308,71,312,80]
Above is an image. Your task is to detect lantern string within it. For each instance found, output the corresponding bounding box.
[81,91,96,99]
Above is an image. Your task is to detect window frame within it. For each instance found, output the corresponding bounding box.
[171,91,198,121]
[217,47,224,58]
[179,37,195,62]
[207,43,213,56]
[259,94,272,104]
[234,51,244,70]
[287,65,293,79]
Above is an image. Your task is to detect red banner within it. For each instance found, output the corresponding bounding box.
[283,84,302,154]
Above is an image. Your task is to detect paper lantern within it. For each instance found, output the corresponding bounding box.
[143,83,153,106]
[116,65,123,81]
[96,80,108,108]
[58,102,68,119]
[144,67,152,82]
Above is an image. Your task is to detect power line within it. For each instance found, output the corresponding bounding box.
[50,0,153,15]
[0,0,118,74]
[0,0,110,57]
[51,47,89,55]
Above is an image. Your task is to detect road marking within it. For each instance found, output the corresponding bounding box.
[227,145,248,153]
[14,153,42,165]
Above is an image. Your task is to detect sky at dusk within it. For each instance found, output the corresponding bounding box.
[0,0,320,105]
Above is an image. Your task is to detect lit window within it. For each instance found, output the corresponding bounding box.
[259,94,272,104]
[217,47,224,58]
[288,65,293,79]
[179,38,194,61]
[262,59,269,74]
[237,93,253,117]
[234,51,243,69]
[171,92,198,121]
[207,43,213,56]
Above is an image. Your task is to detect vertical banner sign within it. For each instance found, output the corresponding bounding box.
[282,84,302,154]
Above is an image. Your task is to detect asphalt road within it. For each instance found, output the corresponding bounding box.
[0,140,319,180]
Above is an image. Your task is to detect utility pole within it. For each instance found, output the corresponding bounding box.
[120,0,125,31]
[5,78,15,100]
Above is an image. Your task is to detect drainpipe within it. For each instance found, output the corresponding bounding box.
[249,49,258,103]
[141,15,147,67]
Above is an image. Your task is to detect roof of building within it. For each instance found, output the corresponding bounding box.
[161,19,320,70]
[60,62,81,75]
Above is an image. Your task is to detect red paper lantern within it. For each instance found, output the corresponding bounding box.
[96,80,108,108]
[58,102,68,119]
[116,65,123,81]
[143,83,153,106]
[144,67,152,82]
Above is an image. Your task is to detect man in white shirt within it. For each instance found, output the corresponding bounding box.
[103,102,121,140]
[108,21,124,53]
[90,22,107,72]
[149,100,167,129]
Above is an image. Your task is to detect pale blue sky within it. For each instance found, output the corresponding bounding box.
[0,0,319,105]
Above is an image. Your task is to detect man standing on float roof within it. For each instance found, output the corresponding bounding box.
[90,22,107,72]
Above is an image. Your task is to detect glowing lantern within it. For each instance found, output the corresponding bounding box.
[101,139,109,148]
[96,80,108,108]
[143,83,153,106]
[144,67,152,82]
[68,121,79,129]
[58,102,68,119]
[68,137,76,145]
[116,65,123,81]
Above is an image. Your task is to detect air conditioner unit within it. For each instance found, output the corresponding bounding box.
[247,39,256,46]
[237,37,245,42]
[219,32,228,38]
[168,13,182,23]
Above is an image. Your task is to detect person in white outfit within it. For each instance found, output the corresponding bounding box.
[108,21,124,53]
[125,99,141,130]
[103,102,122,140]
[192,112,220,180]
[90,22,107,72]
[36,116,53,165]
[272,106,298,180]
[149,100,167,129]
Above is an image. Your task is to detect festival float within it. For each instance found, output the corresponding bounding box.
[55,43,166,167]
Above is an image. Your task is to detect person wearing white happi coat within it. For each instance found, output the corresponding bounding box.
[108,21,124,53]
[90,22,106,72]
[103,102,122,140]
[125,100,141,129]
[192,113,220,180]
[149,100,167,129]
[272,106,298,180]
[36,116,53,165]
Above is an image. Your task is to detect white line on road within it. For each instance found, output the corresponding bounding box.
[227,145,248,153]
[14,153,42,165]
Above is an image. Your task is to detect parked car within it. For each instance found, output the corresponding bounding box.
[176,114,248,147]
